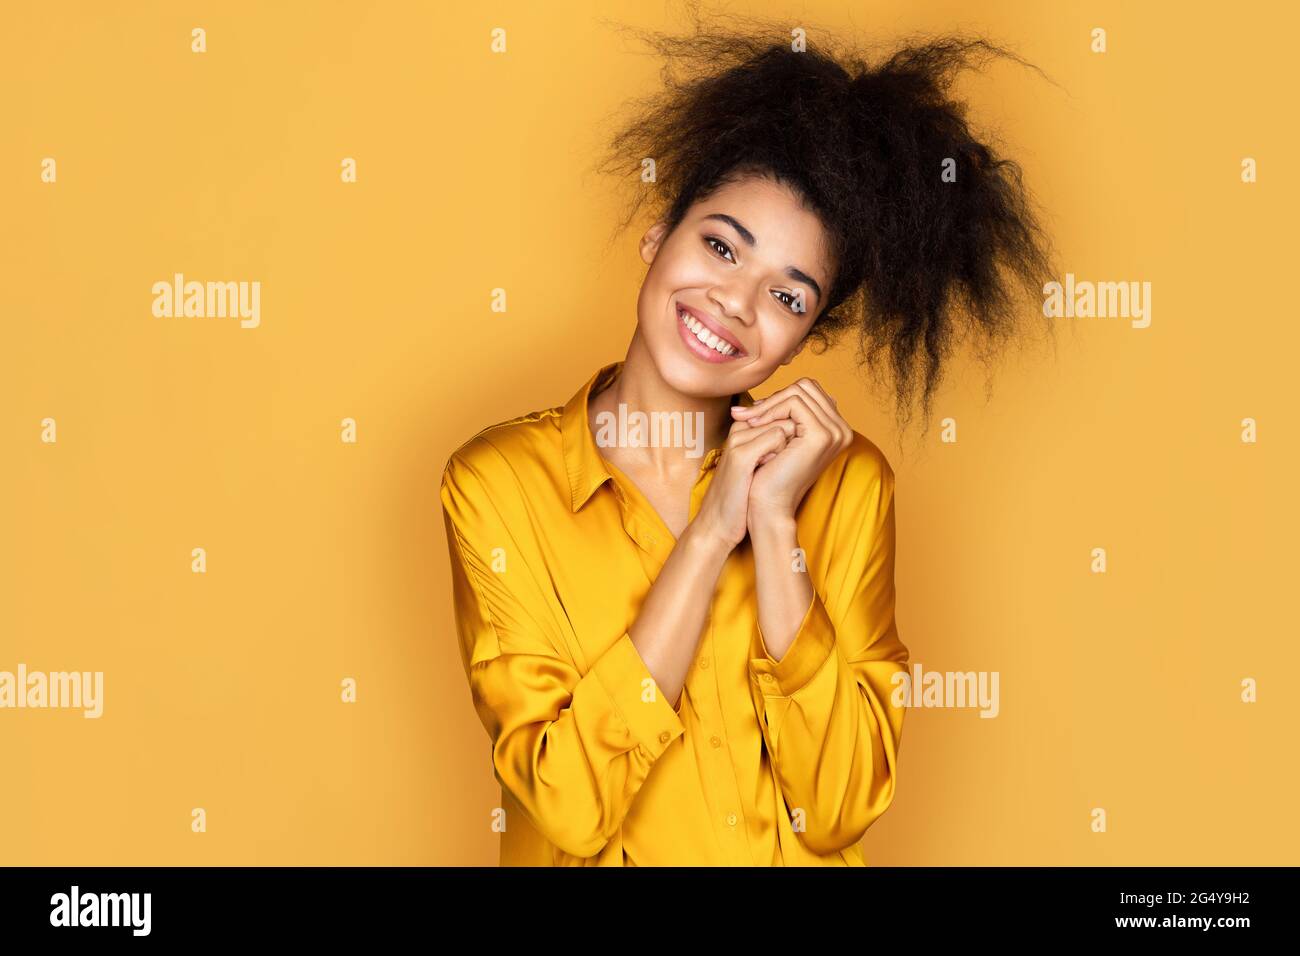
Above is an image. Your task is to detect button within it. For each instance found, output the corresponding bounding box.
[658,731,671,744]
[761,674,775,683]
[699,658,710,669]
[710,735,721,748]
[726,812,738,827]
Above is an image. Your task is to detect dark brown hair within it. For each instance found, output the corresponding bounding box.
[594,1,1059,436]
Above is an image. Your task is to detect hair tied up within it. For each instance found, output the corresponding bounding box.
[596,6,1058,437]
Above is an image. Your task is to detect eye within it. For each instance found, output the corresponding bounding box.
[704,235,809,316]
[703,235,736,262]
[773,290,804,314]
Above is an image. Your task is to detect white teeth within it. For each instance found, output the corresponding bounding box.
[679,308,737,356]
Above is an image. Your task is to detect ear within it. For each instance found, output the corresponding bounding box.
[639,221,670,265]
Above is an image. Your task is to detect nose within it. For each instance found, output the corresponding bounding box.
[707,283,756,327]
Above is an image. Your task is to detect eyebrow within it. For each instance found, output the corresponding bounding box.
[702,212,823,305]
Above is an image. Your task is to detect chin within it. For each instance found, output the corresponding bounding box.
[654,340,769,400]
[651,348,724,397]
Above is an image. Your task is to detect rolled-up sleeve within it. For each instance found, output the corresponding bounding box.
[747,448,908,856]
[440,447,685,860]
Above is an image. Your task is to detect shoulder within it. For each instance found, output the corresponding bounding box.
[809,428,896,531]
[440,402,565,497]
[837,428,895,494]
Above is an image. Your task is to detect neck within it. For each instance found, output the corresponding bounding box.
[589,328,736,478]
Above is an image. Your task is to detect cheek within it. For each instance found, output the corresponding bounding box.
[655,237,725,289]
[643,263,708,327]
[757,315,804,356]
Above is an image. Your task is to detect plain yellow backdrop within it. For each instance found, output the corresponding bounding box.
[2,0,1296,865]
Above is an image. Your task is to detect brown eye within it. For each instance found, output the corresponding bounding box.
[704,236,735,262]
[774,290,805,314]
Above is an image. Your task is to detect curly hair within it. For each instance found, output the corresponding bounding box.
[592,1,1059,437]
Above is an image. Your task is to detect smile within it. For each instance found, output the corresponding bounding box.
[677,305,744,361]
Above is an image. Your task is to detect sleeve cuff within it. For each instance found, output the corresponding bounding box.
[749,589,836,697]
[591,632,686,759]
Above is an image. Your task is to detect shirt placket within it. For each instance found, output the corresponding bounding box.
[684,455,756,866]
[604,451,756,866]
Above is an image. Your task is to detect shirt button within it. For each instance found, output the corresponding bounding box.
[761,674,775,683]
[699,658,710,669]
[710,735,721,748]
[659,731,671,743]
[726,813,738,827]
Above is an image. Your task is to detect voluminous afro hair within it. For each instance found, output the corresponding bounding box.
[593,2,1059,437]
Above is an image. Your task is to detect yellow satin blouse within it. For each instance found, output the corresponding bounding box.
[439,361,908,865]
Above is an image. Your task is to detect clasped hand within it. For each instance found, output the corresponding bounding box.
[694,377,852,549]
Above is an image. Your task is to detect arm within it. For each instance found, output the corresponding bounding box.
[629,418,797,707]
[629,521,733,708]
[748,513,811,663]
[439,443,730,859]
[746,452,909,856]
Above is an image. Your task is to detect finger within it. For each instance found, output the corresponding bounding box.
[724,421,791,463]
[743,393,831,438]
[736,424,790,468]
[728,418,795,448]
[733,380,850,453]
[754,379,849,452]
[730,381,803,417]
[791,378,838,421]
[790,379,852,450]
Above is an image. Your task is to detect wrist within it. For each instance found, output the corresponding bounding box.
[747,509,797,541]
[681,518,737,564]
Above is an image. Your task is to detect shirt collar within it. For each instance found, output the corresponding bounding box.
[559,360,756,513]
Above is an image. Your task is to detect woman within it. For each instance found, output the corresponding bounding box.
[439,12,1054,866]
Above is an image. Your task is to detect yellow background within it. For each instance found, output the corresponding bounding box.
[2,0,1296,865]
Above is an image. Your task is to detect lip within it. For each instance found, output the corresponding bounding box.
[675,301,747,357]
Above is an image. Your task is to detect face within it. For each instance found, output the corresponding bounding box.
[635,173,834,398]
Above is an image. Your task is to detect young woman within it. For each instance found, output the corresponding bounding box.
[440,13,1054,866]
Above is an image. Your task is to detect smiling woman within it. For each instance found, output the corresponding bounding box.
[440,3,1056,866]
[632,174,833,409]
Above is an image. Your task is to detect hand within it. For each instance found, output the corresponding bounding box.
[690,417,798,551]
[730,378,853,526]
